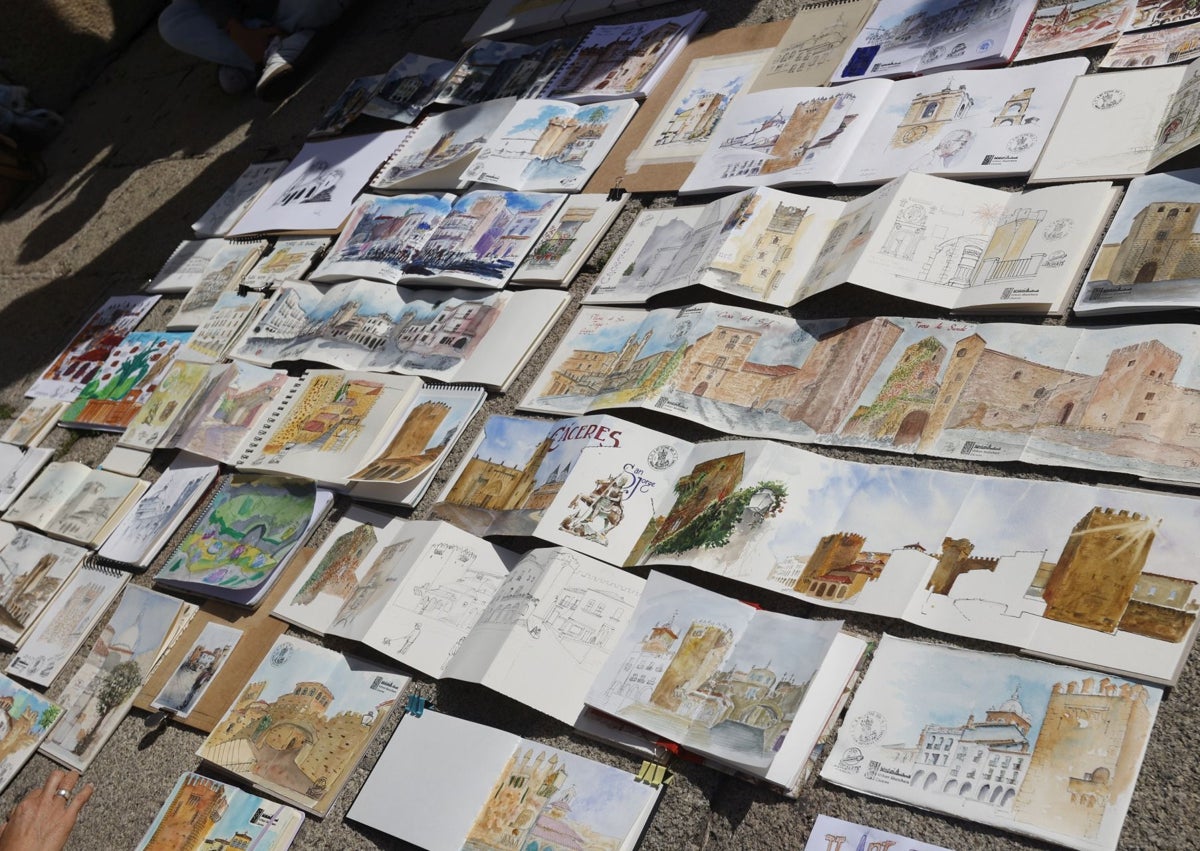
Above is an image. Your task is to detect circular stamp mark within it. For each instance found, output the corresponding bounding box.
[1092,89,1125,110]
[647,445,679,470]
[270,641,293,667]
[851,710,887,745]
[1008,132,1037,153]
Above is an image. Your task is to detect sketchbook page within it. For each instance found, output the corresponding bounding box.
[583,205,709,303]
[197,637,406,816]
[178,291,264,364]
[900,476,1097,648]
[4,461,91,531]
[534,429,693,565]
[1103,21,1200,68]
[544,12,707,103]
[6,564,127,688]
[513,194,627,284]
[0,675,61,794]
[839,171,1007,309]
[363,54,455,124]
[370,99,516,192]
[1024,484,1200,685]
[149,620,242,718]
[345,384,485,506]
[431,413,665,539]
[0,530,87,647]
[434,40,545,108]
[836,58,1089,185]
[154,475,326,602]
[398,190,566,288]
[348,711,521,851]
[192,160,287,237]
[446,547,645,724]
[1029,68,1185,184]
[748,0,878,92]
[240,236,329,291]
[833,0,1031,81]
[58,331,190,433]
[354,522,516,678]
[306,194,454,284]
[228,130,412,236]
[120,359,213,451]
[1149,56,1200,170]
[165,240,264,331]
[797,183,899,300]
[1024,323,1200,481]
[1129,0,1200,29]
[145,240,223,294]
[1074,168,1200,316]
[460,98,639,192]
[40,586,191,771]
[0,448,52,513]
[1,398,65,448]
[227,279,367,369]
[309,74,383,138]
[774,452,971,618]
[517,304,687,417]
[135,773,305,851]
[26,295,159,402]
[1014,0,1134,61]
[96,457,219,568]
[172,363,292,466]
[807,814,954,851]
[821,635,1161,851]
[956,182,1119,315]
[272,507,404,635]
[196,159,290,235]
[41,468,146,548]
[678,80,893,194]
[235,372,424,486]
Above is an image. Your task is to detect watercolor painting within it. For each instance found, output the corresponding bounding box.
[60,331,188,431]
[41,586,186,769]
[1,398,65,447]
[151,623,242,718]
[372,99,512,189]
[462,739,659,851]
[822,636,1160,851]
[643,54,759,163]
[312,194,453,282]
[363,53,455,124]
[198,638,402,814]
[588,572,838,770]
[174,361,289,462]
[121,360,213,450]
[0,674,60,793]
[98,462,218,567]
[0,531,85,645]
[351,392,478,484]
[805,814,952,851]
[135,773,304,851]
[157,475,317,590]
[1017,0,1134,61]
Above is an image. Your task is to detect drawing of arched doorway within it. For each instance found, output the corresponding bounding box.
[694,381,709,397]
[1135,261,1158,283]
[895,410,928,445]
[1058,401,1074,425]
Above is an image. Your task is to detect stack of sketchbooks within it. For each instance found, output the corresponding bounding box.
[348,710,663,851]
[135,773,305,851]
[586,175,1118,314]
[432,412,1200,686]
[153,474,333,607]
[275,511,865,794]
[196,635,408,816]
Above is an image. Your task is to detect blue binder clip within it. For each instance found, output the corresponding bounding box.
[405,694,428,717]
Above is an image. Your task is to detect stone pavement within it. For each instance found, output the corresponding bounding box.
[0,1,1196,849]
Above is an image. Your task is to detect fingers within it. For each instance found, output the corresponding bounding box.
[66,782,94,818]
[41,768,69,798]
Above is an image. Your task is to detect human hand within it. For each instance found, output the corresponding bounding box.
[0,769,94,851]
[226,19,282,64]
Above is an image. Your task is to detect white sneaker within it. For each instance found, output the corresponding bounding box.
[256,29,315,98]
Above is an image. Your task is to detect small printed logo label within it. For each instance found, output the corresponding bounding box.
[270,642,293,667]
[1008,132,1037,153]
[647,445,679,470]
[837,746,865,774]
[1092,89,1125,110]
[852,710,887,745]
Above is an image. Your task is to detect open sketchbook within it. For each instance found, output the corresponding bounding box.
[822,636,1161,851]
[1074,168,1200,316]
[230,278,568,391]
[0,527,88,648]
[512,192,627,285]
[520,304,1200,487]
[348,710,661,851]
[434,412,1200,685]
[154,474,333,608]
[805,815,953,851]
[135,773,305,851]
[833,0,1036,81]
[197,635,407,816]
[1031,57,1200,183]
[4,461,148,548]
[585,176,1117,314]
[680,58,1088,193]
[585,571,861,789]
[308,190,566,288]
[40,585,195,771]
[192,161,287,237]
[0,673,62,795]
